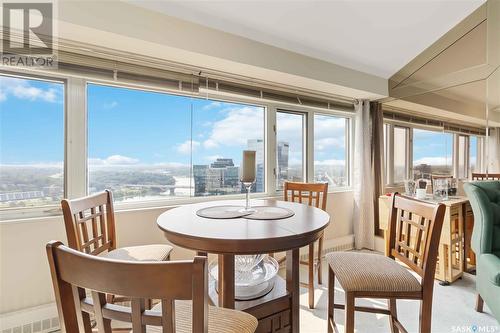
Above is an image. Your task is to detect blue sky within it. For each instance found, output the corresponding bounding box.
[412,128,453,166]
[0,76,64,165]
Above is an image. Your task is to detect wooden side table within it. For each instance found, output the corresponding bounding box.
[157,199,330,333]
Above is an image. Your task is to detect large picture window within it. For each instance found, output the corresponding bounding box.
[0,75,64,208]
[87,84,265,202]
[313,114,348,187]
[470,136,478,173]
[275,111,305,190]
[412,129,453,177]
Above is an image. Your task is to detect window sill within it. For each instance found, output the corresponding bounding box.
[0,187,354,223]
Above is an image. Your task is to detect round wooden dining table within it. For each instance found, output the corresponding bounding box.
[157,198,330,333]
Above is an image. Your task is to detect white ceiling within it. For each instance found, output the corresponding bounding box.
[127,0,485,79]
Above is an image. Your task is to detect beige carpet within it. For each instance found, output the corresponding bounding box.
[295,259,499,333]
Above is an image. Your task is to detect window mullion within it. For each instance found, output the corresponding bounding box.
[66,77,87,199]
[266,105,277,196]
[306,111,314,183]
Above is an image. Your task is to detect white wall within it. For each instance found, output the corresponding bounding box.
[0,191,353,314]
[55,0,387,100]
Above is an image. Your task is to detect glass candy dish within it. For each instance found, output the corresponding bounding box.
[209,255,279,300]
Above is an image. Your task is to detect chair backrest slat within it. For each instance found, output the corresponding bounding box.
[131,299,146,333]
[386,194,445,283]
[472,172,500,180]
[47,241,208,333]
[162,299,176,333]
[61,190,117,255]
[283,182,328,211]
[91,290,112,333]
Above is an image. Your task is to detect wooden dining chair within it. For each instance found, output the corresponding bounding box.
[326,193,446,333]
[280,181,328,309]
[46,241,258,333]
[472,172,500,180]
[61,190,173,306]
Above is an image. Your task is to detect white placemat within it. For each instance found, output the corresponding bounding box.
[245,206,295,220]
[196,205,250,219]
[196,205,295,220]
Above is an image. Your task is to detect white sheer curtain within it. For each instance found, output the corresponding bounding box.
[353,100,375,250]
[487,127,500,172]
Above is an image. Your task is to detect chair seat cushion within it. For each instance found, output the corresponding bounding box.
[147,300,258,333]
[104,244,173,261]
[326,252,422,293]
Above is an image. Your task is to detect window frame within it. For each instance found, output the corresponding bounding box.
[0,71,69,220]
[384,123,411,186]
[275,109,307,190]
[311,112,352,189]
[383,120,485,187]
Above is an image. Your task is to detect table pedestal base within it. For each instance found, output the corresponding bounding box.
[210,249,300,332]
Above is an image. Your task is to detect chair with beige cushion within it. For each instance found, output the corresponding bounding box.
[326,194,446,333]
[61,190,173,307]
[47,241,258,333]
[61,190,173,262]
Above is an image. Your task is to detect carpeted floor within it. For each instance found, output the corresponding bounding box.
[294,259,499,333]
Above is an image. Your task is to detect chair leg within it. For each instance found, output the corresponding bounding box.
[317,235,323,285]
[388,298,399,333]
[328,267,335,333]
[308,243,315,309]
[475,294,484,313]
[419,297,433,333]
[345,292,355,333]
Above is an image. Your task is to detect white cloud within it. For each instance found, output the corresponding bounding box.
[202,101,222,111]
[204,106,264,148]
[0,76,61,103]
[413,157,450,166]
[314,159,346,166]
[89,155,139,166]
[103,101,118,109]
[0,161,63,168]
[313,116,346,151]
[203,139,219,149]
[314,137,345,151]
[177,140,200,154]
[206,154,223,161]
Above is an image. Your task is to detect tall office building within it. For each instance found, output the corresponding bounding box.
[277,141,290,188]
[247,139,265,192]
[194,158,241,196]
[193,165,208,196]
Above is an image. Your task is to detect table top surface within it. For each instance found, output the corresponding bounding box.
[379,194,469,207]
[156,199,330,254]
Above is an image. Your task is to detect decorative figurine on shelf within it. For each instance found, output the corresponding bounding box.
[448,178,458,196]
[404,179,416,196]
[239,150,256,213]
[416,178,428,199]
[433,178,449,201]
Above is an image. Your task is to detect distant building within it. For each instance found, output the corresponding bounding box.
[194,158,241,196]
[193,165,208,195]
[277,141,290,188]
[247,139,265,192]
[210,158,234,168]
[414,164,432,179]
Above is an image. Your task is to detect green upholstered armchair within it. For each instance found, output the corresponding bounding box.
[464,181,500,321]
